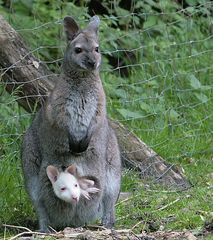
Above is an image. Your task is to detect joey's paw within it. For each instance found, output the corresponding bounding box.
[81,190,91,200]
[87,187,100,194]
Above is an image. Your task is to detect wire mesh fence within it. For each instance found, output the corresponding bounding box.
[0,0,212,231]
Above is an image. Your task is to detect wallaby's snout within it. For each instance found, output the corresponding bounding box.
[85,56,97,70]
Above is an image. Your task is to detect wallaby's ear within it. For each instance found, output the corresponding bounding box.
[46,165,59,184]
[64,16,79,41]
[87,15,100,34]
[66,164,77,176]
[78,178,95,190]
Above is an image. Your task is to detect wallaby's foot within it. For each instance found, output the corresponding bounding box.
[38,227,52,233]
[101,214,115,229]
[38,221,52,234]
[102,220,115,229]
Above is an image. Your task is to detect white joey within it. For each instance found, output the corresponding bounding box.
[46,165,100,204]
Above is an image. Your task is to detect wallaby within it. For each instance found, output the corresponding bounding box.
[22,15,121,232]
[46,164,100,202]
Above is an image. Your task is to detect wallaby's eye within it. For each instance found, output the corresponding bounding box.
[75,47,82,54]
[61,187,66,191]
[75,184,78,187]
[95,47,99,53]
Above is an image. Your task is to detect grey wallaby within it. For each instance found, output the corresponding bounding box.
[21,15,121,232]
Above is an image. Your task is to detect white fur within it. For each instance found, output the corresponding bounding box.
[53,172,81,204]
[47,166,100,204]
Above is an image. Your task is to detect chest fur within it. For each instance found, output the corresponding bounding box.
[65,90,97,129]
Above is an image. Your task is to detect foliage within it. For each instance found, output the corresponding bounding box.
[0,0,212,237]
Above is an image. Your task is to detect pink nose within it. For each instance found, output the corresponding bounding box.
[72,197,78,202]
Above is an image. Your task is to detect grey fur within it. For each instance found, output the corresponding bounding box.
[21,16,121,233]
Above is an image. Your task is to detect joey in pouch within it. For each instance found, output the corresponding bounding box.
[46,164,100,203]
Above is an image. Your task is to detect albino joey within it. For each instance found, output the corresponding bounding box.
[46,164,100,203]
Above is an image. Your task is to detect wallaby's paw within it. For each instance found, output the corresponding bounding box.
[88,187,100,193]
[81,190,91,200]
[81,187,100,200]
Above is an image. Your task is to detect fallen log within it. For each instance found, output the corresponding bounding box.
[0,15,190,189]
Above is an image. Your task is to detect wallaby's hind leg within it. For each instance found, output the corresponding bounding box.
[101,194,116,228]
[102,132,121,228]
[23,161,50,232]
[36,202,50,233]
[101,168,120,228]
[21,129,50,232]
[26,176,50,233]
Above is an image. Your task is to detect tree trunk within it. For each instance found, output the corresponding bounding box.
[0,15,190,189]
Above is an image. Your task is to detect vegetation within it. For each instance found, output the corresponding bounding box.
[0,0,212,238]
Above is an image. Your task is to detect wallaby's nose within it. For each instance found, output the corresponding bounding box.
[72,196,78,202]
[87,60,96,69]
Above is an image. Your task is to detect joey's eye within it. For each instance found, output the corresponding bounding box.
[95,47,99,52]
[61,187,66,191]
[75,47,82,54]
[75,184,78,187]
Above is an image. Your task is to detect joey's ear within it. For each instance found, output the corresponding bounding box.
[78,178,95,190]
[46,165,59,184]
[66,164,77,176]
[87,15,100,34]
[64,16,79,41]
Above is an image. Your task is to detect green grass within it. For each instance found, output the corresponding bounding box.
[0,0,212,238]
[102,9,213,234]
[116,159,213,233]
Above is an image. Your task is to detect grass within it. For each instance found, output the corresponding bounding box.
[117,160,213,232]
[103,10,213,234]
[0,1,212,239]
